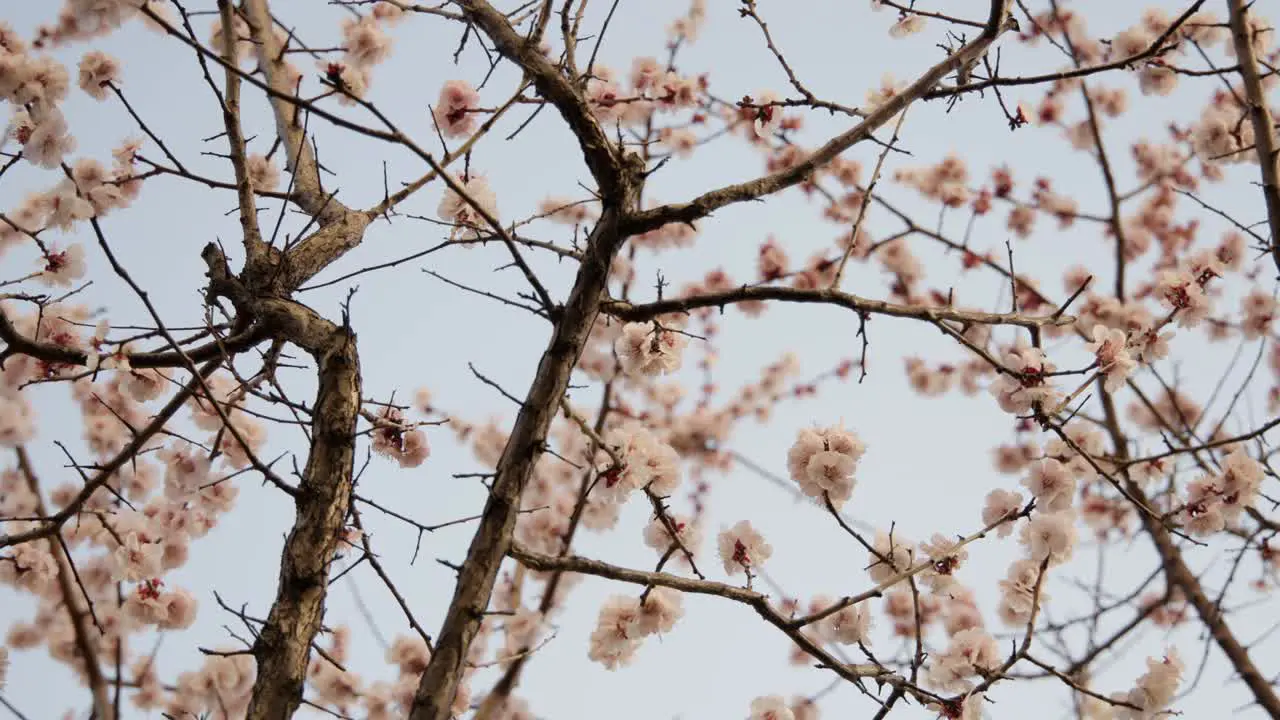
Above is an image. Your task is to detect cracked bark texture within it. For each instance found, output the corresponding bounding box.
[405,3,646,715]
[209,2,377,717]
[409,200,641,720]
[245,318,362,720]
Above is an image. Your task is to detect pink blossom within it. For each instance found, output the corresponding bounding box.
[196,479,239,514]
[1240,290,1276,340]
[158,442,211,500]
[990,345,1061,414]
[1085,325,1137,392]
[538,196,595,225]
[1131,324,1172,364]
[1019,511,1077,566]
[749,695,795,720]
[593,424,679,503]
[660,127,699,157]
[110,532,164,582]
[437,174,499,241]
[4,543,58,592]
[1217,231,1247,271]
[925,627,1000,693]
[1111,25,1153,59]
[588,595,643,669]
[245,153,280,192]
[1020,458,1076,513]
[1156,269,1211,327]
[864,73,902,113]
[982,488,1025,536]
[585,66,623,122]
[433,79,482,138]
[748,90,782,139]
[642,512,701,557]
[42,183,95,233]
[816,600,871,645]
[667,0,707,42]
[0,390,35,447]
[942,586,985,635]
[387,634,431,676]
[1007,204,1036,238]
[921,533,969,594]
[615,320,689,377]
[156,587,198,630]
[654,71,699,111]
[889,14,926,38]
[76,50,119,100]
[318,60,370,104]
[371,407,430,468]
[717,519,772,576]
[637,586,684,636]
[786,424,865,508]
[342,16,392,68]
[72,158,122,213]
[1113,648,1184,719]
[13,56,69,107]
[992,443,1036,474]
[1221,448,1263,514]
[372,2,405,24]
[210,15,254,66]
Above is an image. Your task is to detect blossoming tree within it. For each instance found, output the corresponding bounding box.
[1,0,1279,719]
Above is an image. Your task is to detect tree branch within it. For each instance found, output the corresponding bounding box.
[624,0,1016,234]
[1227,0,1280,274]
[409,196,643,720]
[451,0,629,203]
[245,311,362,720]
[603,286,1074,329]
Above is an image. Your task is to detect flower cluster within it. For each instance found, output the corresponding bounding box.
[371,406,431,469]
[312,7,400,104]
[437,174,500,241]
[1110,649,1185,718]
[925,627,1001,693]
[593,423,681,504]
[990,344,1061,415]
[587,588,685,669]
[615,319,689,377]
[1179,447,1264,536]
[2,0,1278,717]
[748,694,818,720]
[785,424,866,508]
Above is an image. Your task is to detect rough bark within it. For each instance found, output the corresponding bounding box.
[245,317,362,720]
[409,195,641,719]
[214,3,374,714]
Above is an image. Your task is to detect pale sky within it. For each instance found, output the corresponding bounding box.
[2,1,1278,719]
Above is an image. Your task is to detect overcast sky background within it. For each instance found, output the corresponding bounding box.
[2,1,1279,719]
